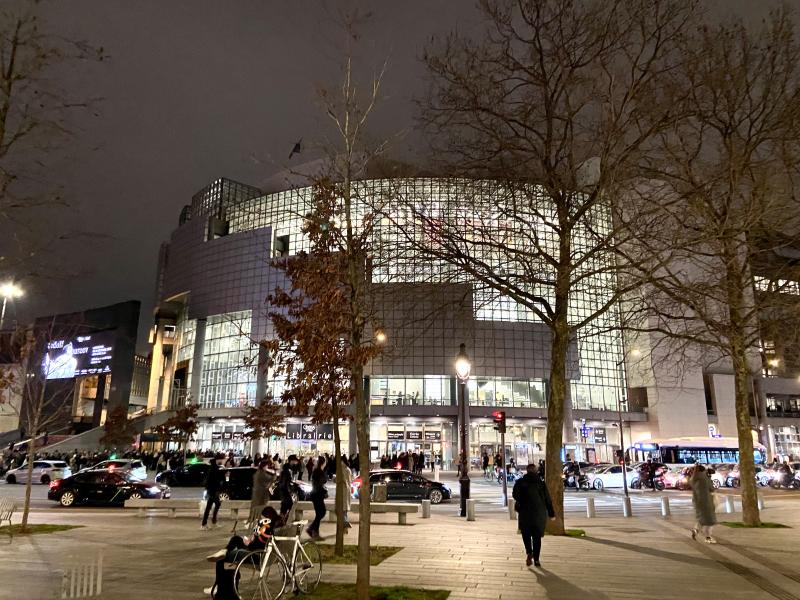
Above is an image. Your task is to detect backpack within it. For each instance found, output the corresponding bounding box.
[211,566,240,600]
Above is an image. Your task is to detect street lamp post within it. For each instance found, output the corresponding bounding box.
[0,281,23,330]
[455,343,472,518]
[615,358,630,501]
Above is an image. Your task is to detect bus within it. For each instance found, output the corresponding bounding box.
[631,437,767,466]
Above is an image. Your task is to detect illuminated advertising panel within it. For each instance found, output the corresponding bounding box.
[42,331,115,380]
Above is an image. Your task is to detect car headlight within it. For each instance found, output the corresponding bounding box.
[148,486,161,494]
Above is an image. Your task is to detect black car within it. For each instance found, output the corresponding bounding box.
[48,471,170,507]
[217,467,311,501]
[156,462,210,486]
[352,469,451,504]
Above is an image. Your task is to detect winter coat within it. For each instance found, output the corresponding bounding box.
[311,467,327,500]
[204,461,223,494]
[337,464,353,512]
[512,473,555,536]
[691,471,717,526]
[251,469,269,507]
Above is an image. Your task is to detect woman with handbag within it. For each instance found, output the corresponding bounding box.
[307,456,328,539]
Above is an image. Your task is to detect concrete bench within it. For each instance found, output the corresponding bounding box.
[124,498,200,518]
[367,502,419,525]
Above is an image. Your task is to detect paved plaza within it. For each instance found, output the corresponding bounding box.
[1,478,799,600]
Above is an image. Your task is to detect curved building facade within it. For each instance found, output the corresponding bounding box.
[150,176,649,467]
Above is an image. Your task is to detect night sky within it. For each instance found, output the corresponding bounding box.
[5,0,781,352]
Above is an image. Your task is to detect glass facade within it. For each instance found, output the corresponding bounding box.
[195,311,258,409]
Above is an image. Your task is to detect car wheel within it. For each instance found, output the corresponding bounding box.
[428,489,444,504]
[60,491,76,507]
[218,492,230,501]
[40,475,50,485]
[5,475,15,484]
[129,491,143,500]
[593,479,603,491]
[711,478,721,489]
[630,479,640,490]
[730,478,740,488]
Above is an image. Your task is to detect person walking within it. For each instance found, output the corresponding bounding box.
[276,462,296,522]
[338,455,353,531]
[201,454,224,530]
[307,457,328,539]
[247,459,271,527]
[305,456,315,481]
[512,463,555,567]
[690,464,717,543]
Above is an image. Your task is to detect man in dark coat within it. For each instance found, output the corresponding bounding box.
[201,454,224,530]
[512,463,555,567]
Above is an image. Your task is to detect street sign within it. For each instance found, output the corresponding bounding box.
[594,428,607,443]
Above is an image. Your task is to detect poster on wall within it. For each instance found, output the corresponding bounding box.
[222,432,233,440]
[232,432,244,441]
[211,432,222,441]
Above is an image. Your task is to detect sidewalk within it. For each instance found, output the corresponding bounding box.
[1,496,798,599]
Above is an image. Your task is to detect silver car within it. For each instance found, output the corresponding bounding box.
[5,460,72,485]
[83,459,147,481]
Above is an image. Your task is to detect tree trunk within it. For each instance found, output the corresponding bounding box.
[20,427,37,532]
[353,363,371,600]
[544,315,569,535]
[723,246,760,527]
[332,401,345,555]
[732,341,760,526]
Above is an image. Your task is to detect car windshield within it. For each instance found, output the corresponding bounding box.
[50,462,68,468]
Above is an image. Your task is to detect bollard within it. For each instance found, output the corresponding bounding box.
[757,495,765,510]
[508,498,516,520]
[466,498,476,521]
[622,496,633,518]
[724,496,735,514]
[434,464,440,482]
[422,499,431,519]
[198,501,204,518]
[586,497,596,519]
[660,496,671,518]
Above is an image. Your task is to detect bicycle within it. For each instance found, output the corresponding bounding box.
[233,519,322,600]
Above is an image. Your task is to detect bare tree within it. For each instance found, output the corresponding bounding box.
[0,321,80,531]
[0,1,104,279]
[625,8,800,526]
[401,0,695,533]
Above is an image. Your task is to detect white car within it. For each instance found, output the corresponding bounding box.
[5,460,72,485]
[84,459,147,481]
[587,465,637,490]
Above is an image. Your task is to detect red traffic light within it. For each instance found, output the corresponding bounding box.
[492,410,506,432]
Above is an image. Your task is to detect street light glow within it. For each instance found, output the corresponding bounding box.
[375,329,387,344]
[0,281,23,299]
[455,343,471,381]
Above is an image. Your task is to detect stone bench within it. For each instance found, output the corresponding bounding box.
[124,498,200,518]
[366,502,419,525]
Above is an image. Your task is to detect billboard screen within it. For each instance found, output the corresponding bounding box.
[42,332,115,380]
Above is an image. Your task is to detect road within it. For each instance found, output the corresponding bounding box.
[2,470,797,518]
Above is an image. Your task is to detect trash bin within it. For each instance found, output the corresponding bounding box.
[372,482,388,502]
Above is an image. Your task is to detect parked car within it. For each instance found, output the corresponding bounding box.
[5,460,72,485]
[587,465,637,491]
[351,469,451,504]
[706,464,734,489]
[155,462,210,486]
[84,459,147,481]
[216,466,311,501]
[48,471,170,507]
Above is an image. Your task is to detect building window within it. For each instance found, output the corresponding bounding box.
[198,311,257,409]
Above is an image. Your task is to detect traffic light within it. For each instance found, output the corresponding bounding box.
[492,410,506,433]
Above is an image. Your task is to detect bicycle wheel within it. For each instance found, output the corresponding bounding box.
[234,550,287,600]
[293,541,322,594]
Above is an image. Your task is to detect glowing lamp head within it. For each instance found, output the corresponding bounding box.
[768,358,780,368]
[375,329,387,344]
[0,281,23,299]
[455,343,471,381]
